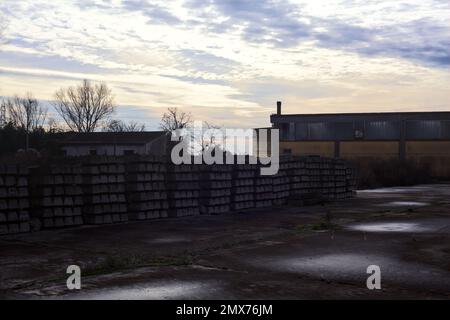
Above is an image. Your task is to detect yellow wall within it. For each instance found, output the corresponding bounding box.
[406,141,450,155]
[280,141,335,158]
[406,141,450,177]
[280,140,450,177]
[340,141,399,160]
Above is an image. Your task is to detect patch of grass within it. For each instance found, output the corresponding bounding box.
[294,210,340,233]
[84,253,194,276]
[294,221,339,233]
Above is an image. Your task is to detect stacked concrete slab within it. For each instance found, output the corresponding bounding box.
[32,164,84,229]
[319,158,337,200]
[271,158,291,206]
[0,155,358,234]
[346,165,358,197]
[332,159,348,200]
[304,156,323,196]
[199,164,232,214]
[288,157,309,197]
[167,164,200,217]
[231,163,256,211]
[82,157,128,224]
[254,171,274,208]
[0,165,30,234]
[125,156,168,220]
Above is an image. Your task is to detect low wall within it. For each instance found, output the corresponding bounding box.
[0,155,357,235]
[280,140,450,178]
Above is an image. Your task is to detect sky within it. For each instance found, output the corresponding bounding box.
[0,0,449,130]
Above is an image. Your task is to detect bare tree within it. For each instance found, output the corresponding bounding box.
[2,93,48,149]
[4,94,47,130]
[202,121,222,149]
[47,117,65,133]
[53,79,115,132]
[104,119,145,132]
[159,107,192,132]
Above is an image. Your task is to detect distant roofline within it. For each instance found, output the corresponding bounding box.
[271,110,450,122]
[271,110,450,117]
[60,131,167,146]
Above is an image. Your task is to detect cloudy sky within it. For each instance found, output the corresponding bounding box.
[0,0,449,129]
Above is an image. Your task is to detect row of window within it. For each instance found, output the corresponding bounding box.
[279,120,450,141]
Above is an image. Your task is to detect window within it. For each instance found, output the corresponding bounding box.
[406,120,441,140]
[89,149,97,156]
[365,121,400,140]
[124,150,135,155]
[279,123,290,140]
[295,123,308,140]
[283,148,292,154]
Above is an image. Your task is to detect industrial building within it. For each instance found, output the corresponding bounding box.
[270,102,450,177]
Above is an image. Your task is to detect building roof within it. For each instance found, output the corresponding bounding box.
[271,111,450,123]
[61,131,167,145]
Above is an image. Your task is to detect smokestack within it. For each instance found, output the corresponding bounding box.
[276,101,282,115]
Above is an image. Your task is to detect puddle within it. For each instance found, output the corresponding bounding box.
[64,281,216,300]
[358,187,428,194]
[348,222,431,233]
[377,201,429,208]
[260,253,450,290]
[270,253,385,275]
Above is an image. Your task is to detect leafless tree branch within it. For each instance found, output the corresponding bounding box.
[159,107,192,132]
[104,119,145,132]
[2,93,47,132]
[53,79,115,132]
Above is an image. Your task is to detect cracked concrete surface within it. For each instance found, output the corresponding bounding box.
[1,184,450,299]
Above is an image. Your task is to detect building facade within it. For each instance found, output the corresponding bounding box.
[270,102,450,177]
[61,132,169,157]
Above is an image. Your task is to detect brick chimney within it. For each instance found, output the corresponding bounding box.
[276,101,282,115]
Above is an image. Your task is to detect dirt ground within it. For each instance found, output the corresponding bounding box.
[1,184,450,299]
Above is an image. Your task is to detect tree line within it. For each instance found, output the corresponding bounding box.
[0,78,219,156]
[1,79,147,135]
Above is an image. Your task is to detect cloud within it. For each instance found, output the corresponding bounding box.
[183,0,450,66]
[314,18,450,67]
[1,0,449,129]
[185,0,311,47]
[161,74,228,86]
[121,0,182,25]
[176,49,239,75]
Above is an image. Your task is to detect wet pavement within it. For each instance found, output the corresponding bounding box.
[1,184,450,299]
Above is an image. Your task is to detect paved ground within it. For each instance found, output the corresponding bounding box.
[1,184,450,299]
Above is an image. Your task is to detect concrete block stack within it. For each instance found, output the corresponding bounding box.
[305,156,323,196]
[345,165,358,197]
[231,163,256,211]
[125,157,168,220]
[0,165,30,234]
[82,157,128,224]
[167,164,200,217]
[288,156,309,197]
[199,164,232,215]
[319,158,337,200]
[333,160,349,199]
[271,158,291,206]
[34,165,84,229]
[254,170,274,208]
